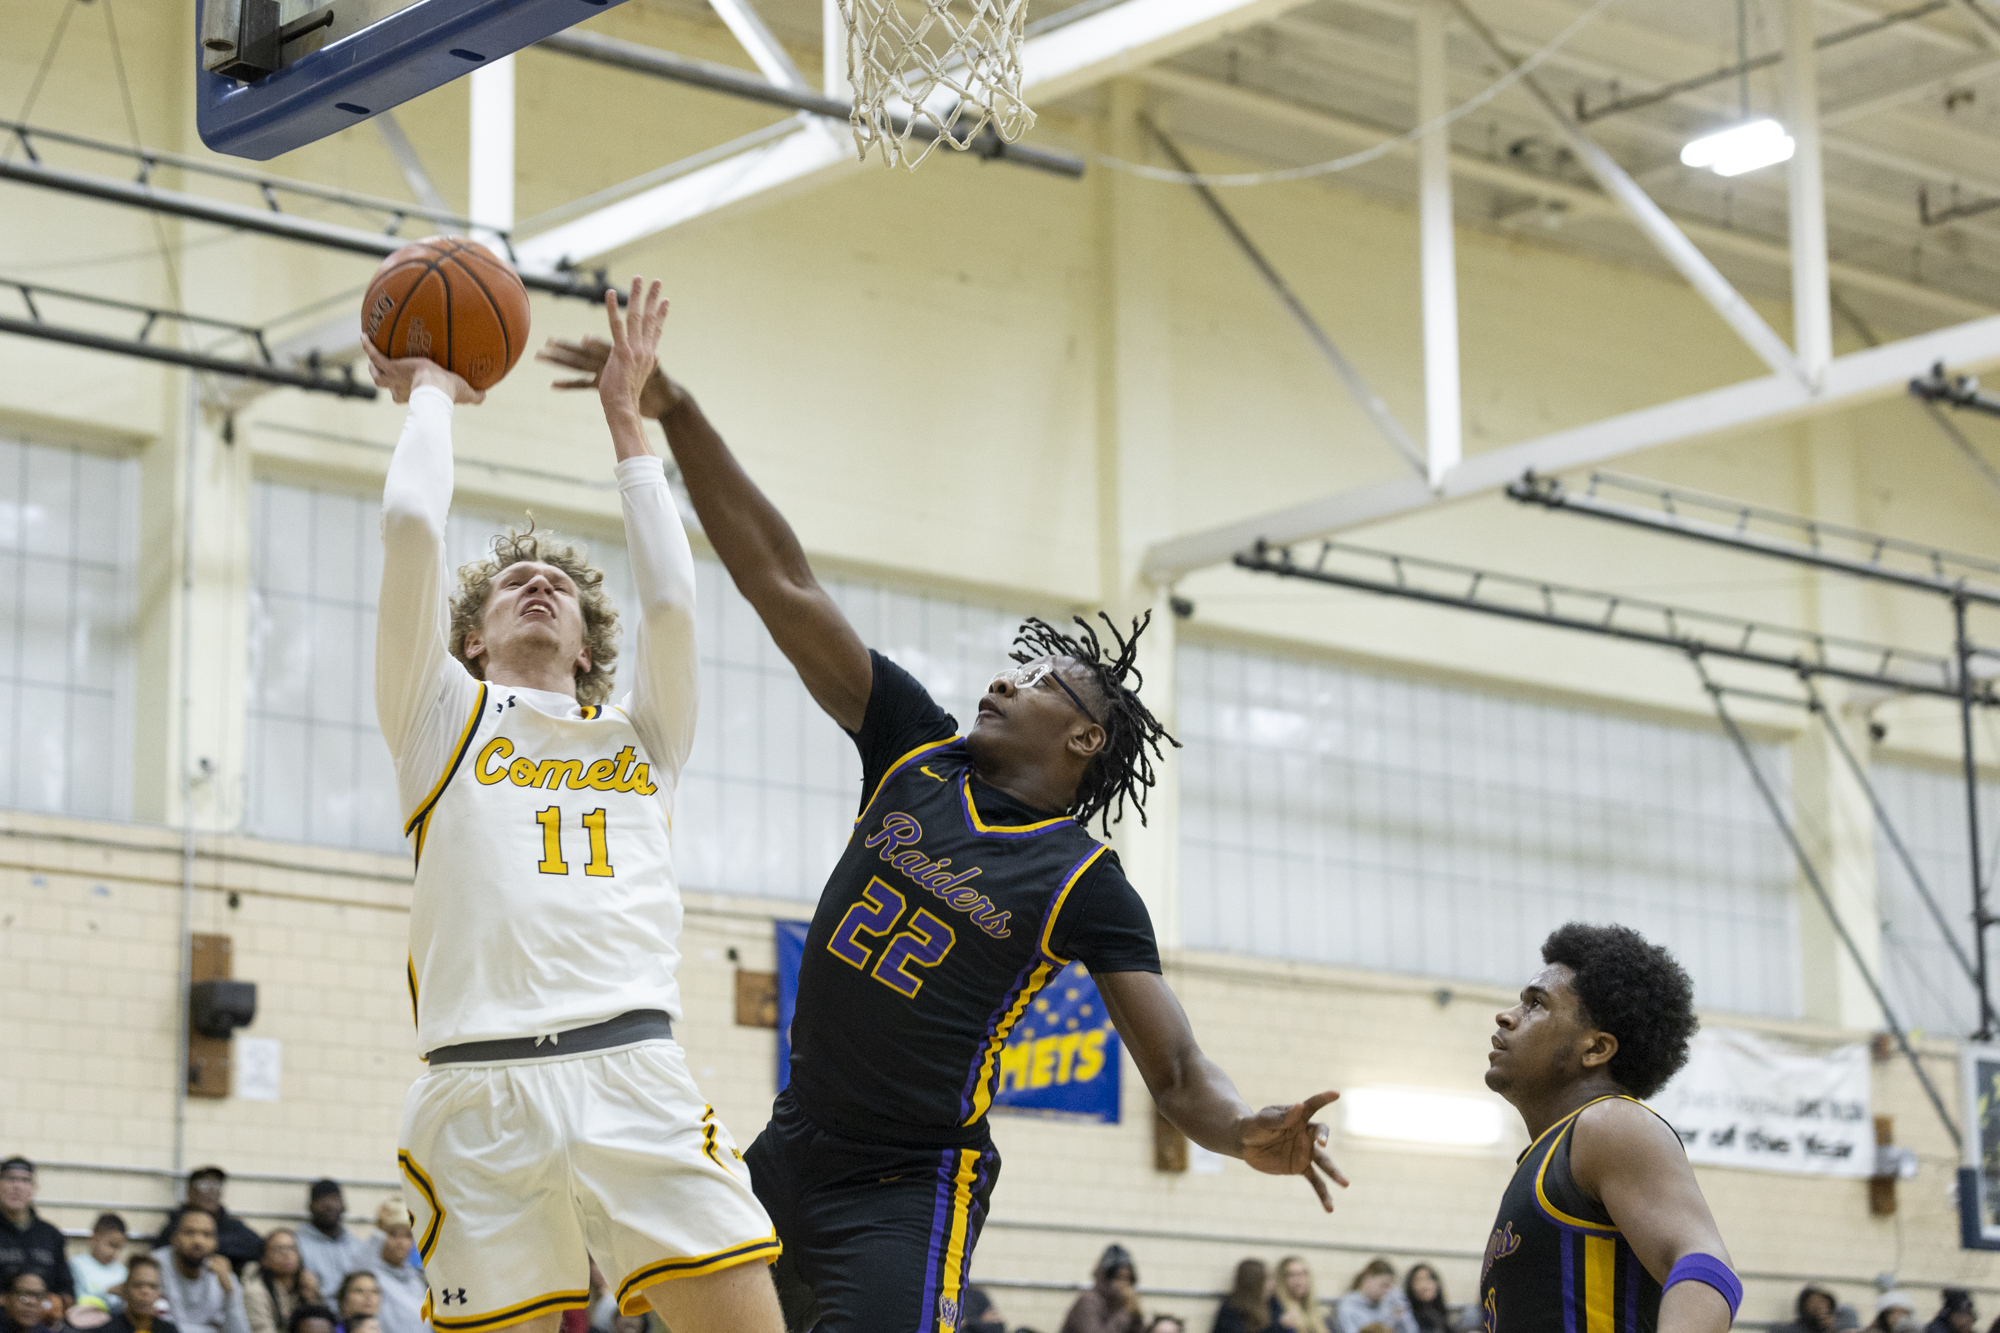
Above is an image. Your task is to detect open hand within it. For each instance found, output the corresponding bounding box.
[363,341,484,405]
[537,329,682,421]
[1239,1089,1349,1211]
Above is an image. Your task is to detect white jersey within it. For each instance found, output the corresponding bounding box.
[376,386,700,1052]
[404,691,684,1051]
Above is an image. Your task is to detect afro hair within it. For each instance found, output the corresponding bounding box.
[1541,922,1698,1099]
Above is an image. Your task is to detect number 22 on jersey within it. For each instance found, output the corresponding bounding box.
[828,878,956,997]
[533,806,616,877]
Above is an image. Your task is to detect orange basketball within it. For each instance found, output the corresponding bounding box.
[362,237,531,391]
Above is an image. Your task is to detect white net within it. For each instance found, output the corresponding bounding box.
[838,0,1035,168]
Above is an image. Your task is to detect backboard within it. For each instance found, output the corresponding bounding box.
[196,0,630,160]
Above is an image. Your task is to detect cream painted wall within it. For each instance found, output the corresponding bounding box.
[7,0,2000,1323]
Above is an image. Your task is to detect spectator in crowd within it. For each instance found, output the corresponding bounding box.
[151,1213,248,1333]
[330,1275,378,1331]
[1146,1318,1186,1333]
[1402,1264,1472,1333]
[960,1286,1006,1333]
[242,1232,320,1333]
[291,1188,367,1305]
[364,1212,416,1280]
[1212,1260,1278,1333]
[160,1174,261,1278]
[361,1223,420,1333]
[284,1307,336,1333]
[1868,1293,1917,1333]
[102,1259,175,1333]
[1063,1245,1145,1333]
[1333,1261,1413,1333]
[1,1161,74,1308]
[69,1217,129,1315]
[341,1317,379,1333]
[2,1270,59,1333]
[1774,1286,1852,1333]
[1272,1257,1326,1333]
[1928,1291,1976,1333]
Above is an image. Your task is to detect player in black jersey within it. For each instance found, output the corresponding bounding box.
[537,335,1348,1333]
[1480,924,1740,1333]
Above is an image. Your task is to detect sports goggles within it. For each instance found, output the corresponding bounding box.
[992,661,1099,723]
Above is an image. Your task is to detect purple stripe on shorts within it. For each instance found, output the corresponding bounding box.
[1560,1233,1577,1333]
[1623,1243,1637,1331]
[914,1149,956,1333]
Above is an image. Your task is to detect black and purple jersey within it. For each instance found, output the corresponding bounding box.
[784,651,1161,1149]
[1480,1095,1668,1333]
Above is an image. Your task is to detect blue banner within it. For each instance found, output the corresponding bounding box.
[772,921,1119,1123]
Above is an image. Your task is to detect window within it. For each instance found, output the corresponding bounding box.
[0,437,137,820]
[246,481,634,854]
[1871,760,1993,1039]
[1177,641,1802,1016]
[672,570,1020,900]
[246,477,1018,877]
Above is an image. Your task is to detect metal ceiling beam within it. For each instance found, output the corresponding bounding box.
[0,156,618,302]
[1788,0,1833,386]
[708,0,809,89]
[530,32,1084,176]
[515,0,1320,269]
[1142,68,1994,323]
[1446,0,1805,384]
[0,315,376,399]
[1143,310,2000,579]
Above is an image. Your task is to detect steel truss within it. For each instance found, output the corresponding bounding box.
[1913,360,2000,419]
[0,280,375,399]
[0,122,617,304]
[1233,534,1977,1147]
[1505,467,2000,1046]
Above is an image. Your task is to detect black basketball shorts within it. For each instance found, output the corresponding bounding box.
[745,1090,1001,1333]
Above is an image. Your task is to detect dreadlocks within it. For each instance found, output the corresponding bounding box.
[1010,610,1180,835]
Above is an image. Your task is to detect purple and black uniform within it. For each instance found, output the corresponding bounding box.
[745,652,1160,1333]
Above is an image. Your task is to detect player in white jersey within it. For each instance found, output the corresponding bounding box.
[368,280,783,1333]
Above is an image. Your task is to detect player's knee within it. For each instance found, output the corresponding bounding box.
[639,1258,784,1333]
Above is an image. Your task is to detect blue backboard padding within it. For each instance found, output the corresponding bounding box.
[196,0,630,160]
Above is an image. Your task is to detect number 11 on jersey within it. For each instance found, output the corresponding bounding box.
[535,806,616,877]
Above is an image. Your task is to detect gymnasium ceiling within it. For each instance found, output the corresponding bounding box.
[635,0,2000,336]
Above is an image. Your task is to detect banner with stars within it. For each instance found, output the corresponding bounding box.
[774,923,1121,1124]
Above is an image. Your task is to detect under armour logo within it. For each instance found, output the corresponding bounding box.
[439,1290,468,1307]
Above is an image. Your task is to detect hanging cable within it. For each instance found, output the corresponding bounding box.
[102,0,185,315]
[1082,0,1622,187]
[4,0,79,162]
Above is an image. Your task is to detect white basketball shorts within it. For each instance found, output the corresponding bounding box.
[397,1040,778,1331]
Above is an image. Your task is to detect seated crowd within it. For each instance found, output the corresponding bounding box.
[3,1155,1989,1333]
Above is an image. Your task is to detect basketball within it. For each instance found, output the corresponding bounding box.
[361,236,531,391]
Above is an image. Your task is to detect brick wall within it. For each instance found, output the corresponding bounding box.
[3,809,1990,1331]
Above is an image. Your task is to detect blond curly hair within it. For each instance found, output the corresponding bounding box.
[449,523,621,706]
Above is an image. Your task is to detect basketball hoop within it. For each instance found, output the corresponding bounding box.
[837,0,1035,168]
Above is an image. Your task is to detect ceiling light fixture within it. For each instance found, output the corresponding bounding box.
[1680,119,1796,178]
[1342,1087,1506,1147]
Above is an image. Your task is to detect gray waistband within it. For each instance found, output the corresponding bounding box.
[426,1010,674,1066]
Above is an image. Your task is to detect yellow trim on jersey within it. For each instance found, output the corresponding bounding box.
[935,1150,981,1333]
[698,1105,727,1172]
[427,1288,589,1331]
[962,778,1072,835]
[614,1234,783,1313]
[404,684,490,860]
[396,1151,444,1265]
[1583,1234,1617,1333]
[1532,1095,1626,1237]
[1037,845,1108,964]
[406,956,419,1029]
[855,736,961,826]
[962,959,1056,1125]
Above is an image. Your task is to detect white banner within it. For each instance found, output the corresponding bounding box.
[1649,1028,1872,1177]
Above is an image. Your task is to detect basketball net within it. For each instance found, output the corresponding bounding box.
[837,0,1035,168]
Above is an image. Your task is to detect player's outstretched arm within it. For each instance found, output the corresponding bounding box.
[594,281,700,767]
[537,336,872,732]
[368,344,484,757]
[1095,970,1348,1212]
[1571,1099,1735,1333]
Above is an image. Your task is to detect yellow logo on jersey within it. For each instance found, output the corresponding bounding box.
[473,738,658,795]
